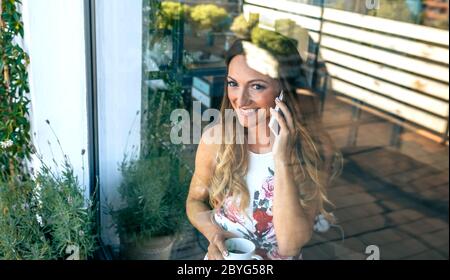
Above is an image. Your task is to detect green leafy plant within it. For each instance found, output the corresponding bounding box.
[189,4,230,32]
[0,142,98,260]
[128,0,193,248]
[143,78,185,158]
[1,0,97,260]
[0,0,32,182]
[251,26,298,56]
[111,155,189,244]
[228,14,300,57]
[230,13,259,39]
[156,1,191,31]
[112,77,191,245]
[0,179,51,259]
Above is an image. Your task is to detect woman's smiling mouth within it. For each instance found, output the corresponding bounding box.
[238,108,258,117]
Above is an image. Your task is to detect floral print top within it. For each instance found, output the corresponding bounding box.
[213,151,302,260]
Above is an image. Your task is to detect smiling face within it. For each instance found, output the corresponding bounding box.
[227,55,281,128]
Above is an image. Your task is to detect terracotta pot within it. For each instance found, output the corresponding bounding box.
[121,235,176,260]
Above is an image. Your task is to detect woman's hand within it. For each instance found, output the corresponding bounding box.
[206,230,237,260]
[270,98,296,166]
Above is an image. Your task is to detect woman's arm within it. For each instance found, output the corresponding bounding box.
[270,101,318,257]
[186,172,219,242]
[273,162,317,256]
[186,127,233,260]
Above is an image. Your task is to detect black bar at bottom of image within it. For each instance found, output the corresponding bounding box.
[0,260,447,279]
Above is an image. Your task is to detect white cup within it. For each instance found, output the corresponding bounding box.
[224,238,263,260]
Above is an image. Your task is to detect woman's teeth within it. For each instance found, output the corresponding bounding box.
[240,108,258,116]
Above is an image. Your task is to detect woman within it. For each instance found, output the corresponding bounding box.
[186,33,341,260]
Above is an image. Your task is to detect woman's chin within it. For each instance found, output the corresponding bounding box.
[237,117,253,128]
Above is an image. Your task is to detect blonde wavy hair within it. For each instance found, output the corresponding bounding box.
[208,38,342,223]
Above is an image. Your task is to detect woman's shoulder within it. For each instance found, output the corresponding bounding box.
[196,124,222,167]
[200,123,222,146]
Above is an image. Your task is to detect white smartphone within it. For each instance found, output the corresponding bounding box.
[269,91,284,136]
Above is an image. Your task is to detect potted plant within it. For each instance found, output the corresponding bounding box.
[189,4,231,46]
[230,13,259,39]
[111,76,191,260]
[156,1,191,32]
[112,154,189,260]
[145,1,190,71]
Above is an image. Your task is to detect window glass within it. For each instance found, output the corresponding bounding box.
[97,0,449,260]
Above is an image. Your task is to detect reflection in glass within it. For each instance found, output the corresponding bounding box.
[98,0,448,260]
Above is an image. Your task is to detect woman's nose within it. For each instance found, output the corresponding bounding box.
[236,89,251,107]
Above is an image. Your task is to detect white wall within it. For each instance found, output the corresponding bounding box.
[22,0,90,197]
[95,0,142,248]
[21,0,143,251]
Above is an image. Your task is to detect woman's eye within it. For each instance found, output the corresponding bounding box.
[252,84,266,91]
[227,81,238,87]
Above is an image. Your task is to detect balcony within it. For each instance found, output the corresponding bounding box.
[1,0,448,261]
